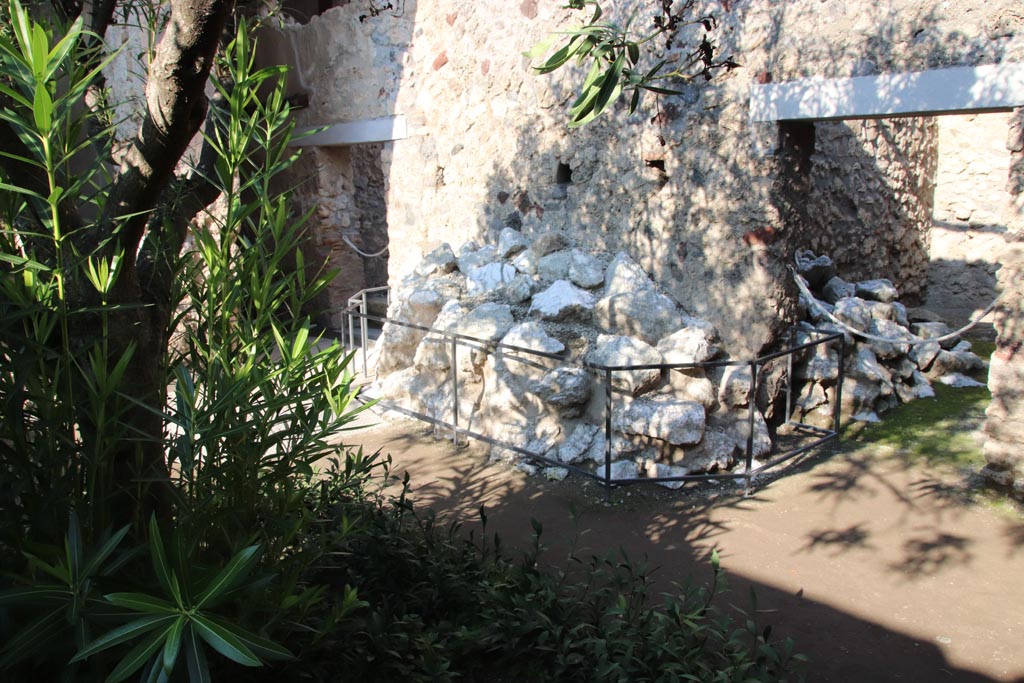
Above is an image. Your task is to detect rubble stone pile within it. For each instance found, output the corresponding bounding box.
[367,234,988,486]
[792,249,988,426]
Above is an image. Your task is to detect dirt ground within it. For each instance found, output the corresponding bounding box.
[342,412,1024,683]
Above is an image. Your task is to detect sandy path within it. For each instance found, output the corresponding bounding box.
[341,414,1024,683]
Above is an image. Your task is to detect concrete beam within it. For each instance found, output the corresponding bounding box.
[750,62,1024,122]
[291,115,410,146]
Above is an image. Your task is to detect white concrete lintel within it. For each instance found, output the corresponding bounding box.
[291,115,409,147]
[750,62,1024,122]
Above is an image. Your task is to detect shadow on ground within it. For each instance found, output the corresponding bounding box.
[343,415,1024,683]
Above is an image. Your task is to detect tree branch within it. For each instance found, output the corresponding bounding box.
[101,0,233,271]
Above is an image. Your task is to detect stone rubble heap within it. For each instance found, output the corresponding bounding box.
[367,235,988,488]
[792,249,988,426]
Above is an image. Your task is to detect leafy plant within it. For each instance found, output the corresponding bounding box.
[527,0,740,126]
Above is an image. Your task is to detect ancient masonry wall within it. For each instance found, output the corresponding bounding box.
[929,112,1019,322]
[266,0,1024,355]
[983,108,1024,498]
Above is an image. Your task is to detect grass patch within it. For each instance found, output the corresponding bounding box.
[844,383,990,469]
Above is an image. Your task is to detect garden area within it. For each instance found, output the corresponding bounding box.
[2,0,1022,681]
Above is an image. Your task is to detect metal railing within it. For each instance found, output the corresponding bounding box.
[339,287,844,497]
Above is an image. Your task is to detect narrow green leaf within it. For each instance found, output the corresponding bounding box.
[71,615,174,662]
[191,614,261,667]
[148,516,178,605]
[0,586,68,606]
[106,622,173,683]
[205,615,292,661]
[0,607,64,666]
[195,544,260,608]
[184,625,212,683]
[162,617,186,675]
[105,592,180,615]
[33,84,53,134]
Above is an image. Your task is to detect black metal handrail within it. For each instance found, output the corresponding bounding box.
[338,287,845,497]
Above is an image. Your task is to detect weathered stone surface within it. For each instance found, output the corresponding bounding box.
[503,274,536,303]
[512,248,539,275]
[568,249,605,289]
[467,262,517,295]
[536,250,572,281]
[532,367,592,407]
[415,243,458,277]
[497,227,529,258]
[413,300,465,370]
[529,280,596,322]
[795,381,828,414]
[613,397,705,445]
[681,429,739,473]
[717,365,753,407]
[374,288,447,373]
[604,251,653,296]
[606,460,639,481]
[936,373,986,387]
[845,345,892,384]
[586,335,662,395]
[544,467,569,481]
[866,318,913,359]
[855,278,899,302]
[795,249,837,288]
[822,277,856,304]
[912,321,958,348]
[710,407,772,460]
[926,349,986,377]
[455,302,514,342]
[531,232,569,257]
[657,327,718,365]
[841,376,882,416]
[457,244,498,273]
[500,321,564,355]
[833,297,877,331]
[642,461,689,489]
[795,344,840,382]
[557,423,601,465]
[665,369,717,408]
[595,289,684,345]
[909,339,942,370]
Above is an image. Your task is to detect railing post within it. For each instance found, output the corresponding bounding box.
[745,360,758,496]
[834,333,845,435]
[450,334,459,445]
[361,291,369,377]
[786,327,795,425]
[604,367,613,501]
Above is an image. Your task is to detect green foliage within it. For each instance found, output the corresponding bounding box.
[527,0,739,126]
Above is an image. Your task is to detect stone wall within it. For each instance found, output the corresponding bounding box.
[928,112,1019,323]
[983,108,1024,498]
[262,0,1024,354]
[780,118,938,304]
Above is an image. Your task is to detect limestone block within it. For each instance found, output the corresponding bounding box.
[512,248,539,275]
[679,430,739,474]
[568,249,605,289]
[912,322,960,349]
[822,277,856,304]
[925,349,986,378]
[503,274,536,303]
[528,280,596,322]
[605,460,639,481]
[556,423,601,465]
[717,364,754,407]
[374,288,446,373]
[665,369,717,408]
[500,321,565,356]
[795,249,837,288]
[415,243,457,277]
[497,227,529,258]
[855,278,899,302]
[536,250,572,281]
[983,439,1024,469]
[986,352,1024,419]
[845,345,892,384]
[866,318,913,359]
[586,335,662,395]
[457,244,499,273]
[531,231,569,257]
[795,344,840,383]
[532,367,593,407]
[909,340,942,371]
[604,251,654,296]
[841,376,882,416]
[795,381,828,414]
[413,300,465,371]
[832,297,873,330]
[544,467,569,481]
[657,327,719,365]
[595,289,685,345]
[645,462,689,489]
[467,262,517,295]
[455,302,514,343]
[612,397,706,445]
